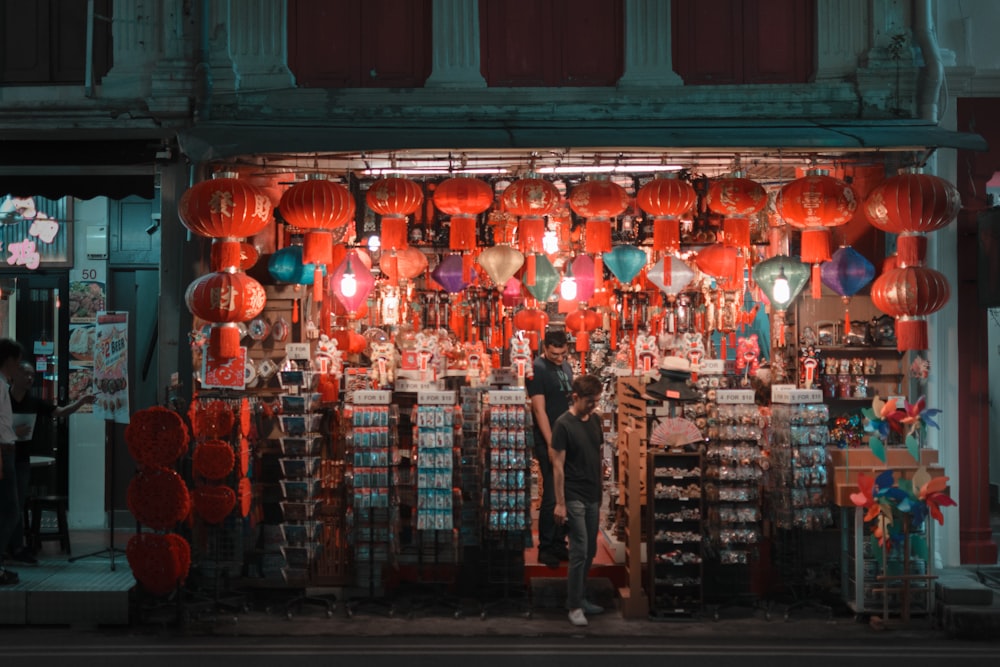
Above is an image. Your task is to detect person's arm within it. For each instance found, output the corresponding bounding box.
[530,393,553,452]
[53,393,96,418]
[551,424,568,524]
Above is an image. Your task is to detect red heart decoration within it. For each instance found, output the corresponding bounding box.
[192,484,236,524]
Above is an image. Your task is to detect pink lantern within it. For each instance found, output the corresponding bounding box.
[571,255,596,302]
[502,277,525,308]
[329,250,375,315]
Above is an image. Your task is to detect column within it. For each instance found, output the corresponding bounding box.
[617,0,682,88]
[100,0,158,97]
[814,0,869,81]
[148,0,197,115]
[425,0,487,88]
[228,0,295,91]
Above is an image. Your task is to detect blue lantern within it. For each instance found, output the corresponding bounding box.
[603,245,648,285]
[268,245,326,285]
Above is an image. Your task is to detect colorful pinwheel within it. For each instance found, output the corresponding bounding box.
[861,396,904,439]
[852,468,956,550]
[918,475,957,526]
[898,395,941,436]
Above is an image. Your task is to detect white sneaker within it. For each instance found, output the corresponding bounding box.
[581,599,604,615]
[568,608,588,627]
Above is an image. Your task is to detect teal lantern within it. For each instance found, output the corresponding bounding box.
[523,253,560,302]
[752,255,809,311]
[603,245,648,285]
[268,244,326,285]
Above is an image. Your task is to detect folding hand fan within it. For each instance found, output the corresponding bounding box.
[648,417,704,448]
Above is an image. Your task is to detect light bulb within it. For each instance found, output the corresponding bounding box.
[772,267,790,305]
[340,256,357,298]
[542,230,560,255]
[560,276,578,301]
[367,235,381,253]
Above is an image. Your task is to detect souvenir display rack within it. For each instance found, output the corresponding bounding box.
[344,392,398,617]
[646,447,704,617]
[768,389,835,619]
[479,389,532,619]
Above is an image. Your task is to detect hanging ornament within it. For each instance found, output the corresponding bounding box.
[775,169,857,299]
[752,255,810,352]
[435,177,494,250]
[821,246,876,334]
[646,255,696,296]
[603,245,648,285]
[367,177,424,252]
[522,253,560,302]
[694,243,743,288]
[502,277,526,308]
[637,173,696,253]
[185,271,267,358]
[570,255,596,302]
[870,265,950,351]
[569,178,628,255]
[268,243,326,285]
[431,253,476,293]
[179,176,273,240]
[329,250,376,315]
[477,244,525,289]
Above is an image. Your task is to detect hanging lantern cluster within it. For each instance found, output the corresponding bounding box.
[503,177,561,291]
[435,176,495,282]
[179,175,273,359]
[775,169,858,299]
[706,172,766,250]
[637,173,696,253]
[569,178,629,292]
[367,176,423,252]
[864,169,960,351]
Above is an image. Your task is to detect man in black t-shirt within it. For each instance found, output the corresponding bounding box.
[6,362,94,565]
[551,373,605,627]
[525,329,573,567]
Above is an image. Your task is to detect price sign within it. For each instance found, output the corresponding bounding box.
[717,389,756,404]
[772,387,823,404]
[285,343,311,361]
[395,377,441,393]
[418,390,456,405]
[488,390,526,405]
[695,359,725,375]
[352,390,392,405]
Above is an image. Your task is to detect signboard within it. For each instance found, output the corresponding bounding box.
[772,386,823,404]
[352,390,392,405]
[202,346,248,390]
[0,196,73,268]
[93,311,129,423]
[717,389,756,404]
[488,389,526,405]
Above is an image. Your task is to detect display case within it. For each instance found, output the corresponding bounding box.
[647,449,703,617]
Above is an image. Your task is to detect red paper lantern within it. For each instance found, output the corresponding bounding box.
[870,265,950,351]
[776,171,858,298]
[565,307,602,355]
[694,243,742,287]
[367,177,424,251]
[514,308,549,332]
[380,246,428,284]
[279,178,355,291]
[126,466,192,530]
[864,171,961,235]
[501,178,562,218]
[185,271,267,358]
[179,177,273,239]
[569,180,628,255]
[435,177,494,251]
[637,175,696,253]
[706,176,766,217]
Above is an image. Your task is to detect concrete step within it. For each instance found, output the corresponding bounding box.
[938,600,1000,639]
[935,573,994,606]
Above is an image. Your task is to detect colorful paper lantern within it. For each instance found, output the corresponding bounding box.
[502,277,525,308]
[366,177,424,251]
[329,250,375,314]
[752,255,810,312]
[477,244,525,288]
[776,170,858,298]
[279,178,355,266]
[570,255,596,302]
[864,171,961,236]
[268,244,326,285]
[706,175,766,217]
[569,179,628,255]
[603,245,648,285]
[185,271,267,358]
[637,174,696,253]
[379,246,429,285]
[179,177,273,240]
[522,253,560,302]
[821,246,875,333]
[435,177,494,250]
[502,178,562,218]
[646,255,696,296]
[431,253,476,293]
[870,265,950,351]
[694,243,742,287]
[514,308,549,332]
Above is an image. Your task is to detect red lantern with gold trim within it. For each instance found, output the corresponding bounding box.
[366,177,424,252]
[569,179,629,254]
[185,271,267,358]
[864,171,961,236]
[435,177,494,250]
[279,177,355,300]
[637,174,696,253]
[179,177,273,240]
[775,170,857,299]
[870,265,950,351]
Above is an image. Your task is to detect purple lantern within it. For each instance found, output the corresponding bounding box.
[432,253,476,293]
[820,245,875,332]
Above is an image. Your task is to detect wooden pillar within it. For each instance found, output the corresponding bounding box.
[955,98,999,565]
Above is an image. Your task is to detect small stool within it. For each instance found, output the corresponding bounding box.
[28,495,71,555]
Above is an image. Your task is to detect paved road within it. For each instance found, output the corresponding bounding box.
[2,634,999,667]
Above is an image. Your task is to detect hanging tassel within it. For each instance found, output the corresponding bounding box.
[811,264,823,300]
[895,317,927,351]
[720,335,727,362]
[844,298,851,340]
[312,266,324,303]
[594,255,604,291]
[896,234,927,267]
[292,299,299,323]
[462,252,475,284]
[800,228,832,265]
[652,218,680,252]
[584,219,613,254]
[525,253,537,286]
[210,324,240,359]
[303,230,334,266]
[449,215,478,251]
[664,255,673,286]
[722,217,751,247]
[609,315,618,351]
[381,216,408,251]
[517,217,546,253]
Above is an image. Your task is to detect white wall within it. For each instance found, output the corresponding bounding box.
[66,198,111,529]
[938,0,1000,70]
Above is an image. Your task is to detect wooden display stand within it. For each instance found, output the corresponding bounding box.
[616,375,649,619]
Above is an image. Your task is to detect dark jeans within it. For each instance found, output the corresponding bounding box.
[0,448,18,565]
[565,499,600,610]
[6,459,29,554]
[534,440,566,553]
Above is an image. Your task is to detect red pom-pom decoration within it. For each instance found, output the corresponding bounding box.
[125,407,189,468]
[192,439,235,480]
[126,466,191,530]
[126,533,191,596]
[190,400,235,440]
[193,484,237,525]
[238,477,253,518]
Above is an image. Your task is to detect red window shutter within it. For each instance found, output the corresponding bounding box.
[743,0,815,84]
[289,0,430,88]
[480,0,553,86]
[672,0,743,85]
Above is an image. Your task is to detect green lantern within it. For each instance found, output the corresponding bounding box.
[752,255,809,312]
[523,253,560,302]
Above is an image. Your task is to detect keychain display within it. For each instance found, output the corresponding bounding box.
[414,404,456,530]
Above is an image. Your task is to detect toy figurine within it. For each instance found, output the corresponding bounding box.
[509,332,533,384]
[368,341,396,388]
[799,345,820,389]
[863,357,878,375]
